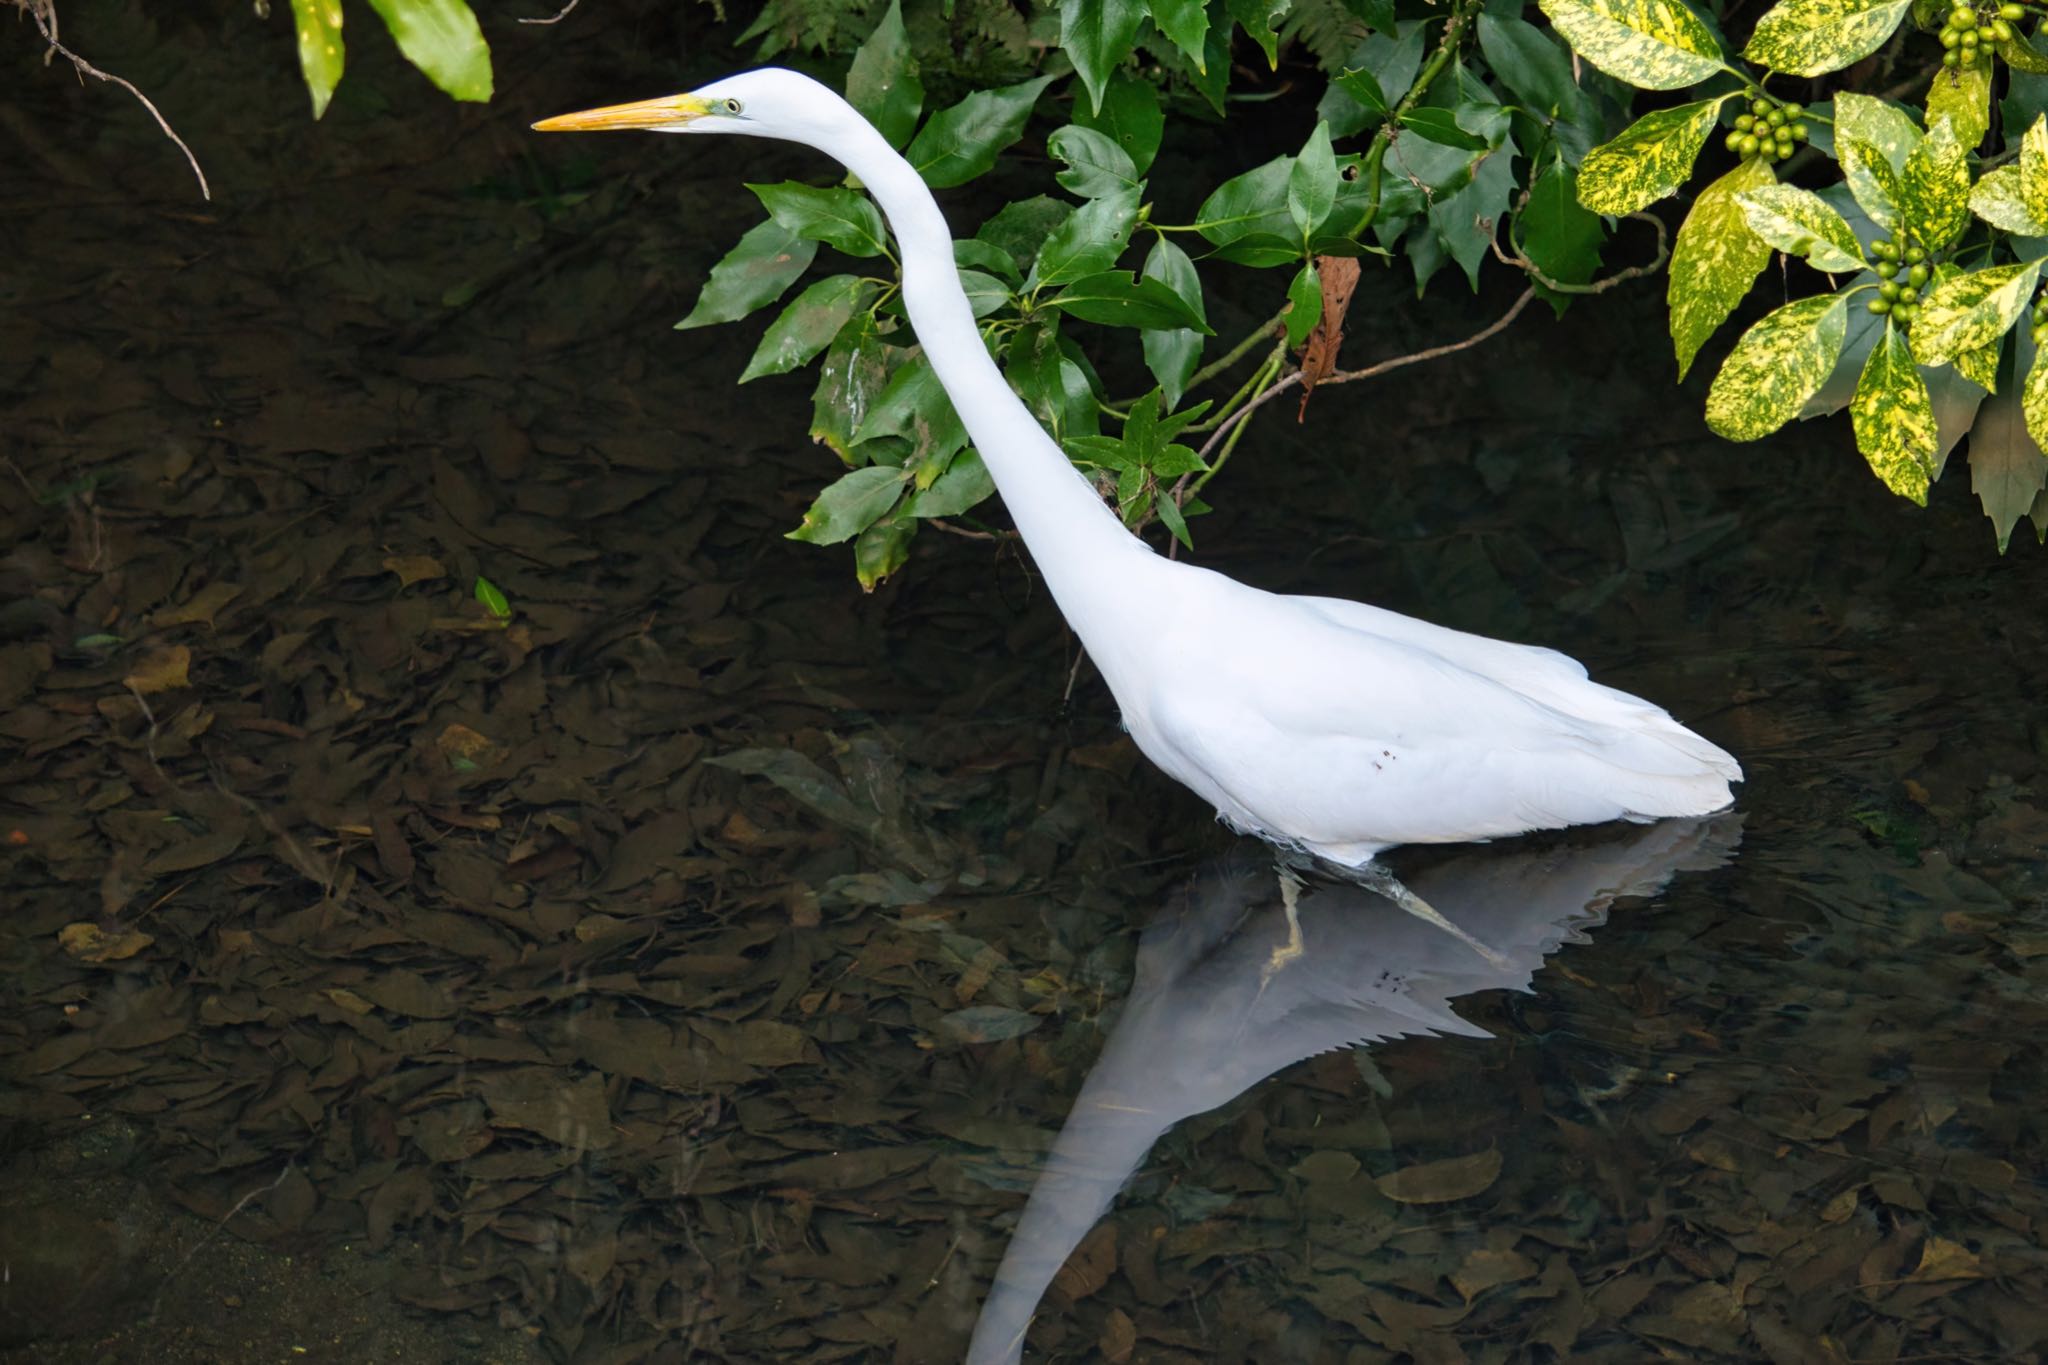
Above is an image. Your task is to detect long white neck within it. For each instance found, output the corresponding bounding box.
[812,116,1156,649]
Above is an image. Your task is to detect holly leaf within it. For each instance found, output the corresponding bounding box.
[1075,71,1165,173]
[1850,322,1938,503]
[677,220,818,332]
[749,182,890,258]
[1926,63,1993,149]
[1669,157,1776,379]
[846,0,923,147]
[1062,0,1145,115]
[1049,125,1140,199]
[289,0,345,119]
[1148,0,1212,69]
[1743,0,1913,77]
[1899,116,1970,251]
[1972,346,2048,549]
[740,276,875,382]
[1736,183,1864,272]
[1910,260,2042,365]
[788,465,911,545]
[1227,0,1289,68]
[1477,12,1581,120]
[1290,121,1339,239]
[1027,186,1140,289]
[1522,155,1605,312]
[854,504,916,589]
[1578,99,1727,214]
[365,0,490,101]
[1535,0,1723,89]
[1401,108,1492,150]
[1706,293,1850,439]
[907,75,1056,188]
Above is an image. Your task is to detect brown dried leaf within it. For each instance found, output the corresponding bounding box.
[56,921,154,963]
[1911,1236,1987,1281]
[1451,1246,1538,1299]
[1374,1148,1503,1204]
[1297,254,1361,419]
[1050,1221,1116,1306]
[123,644,190,694]
[1098,1306,1137,1363]
[382,554,447,587]
[153,581,243,628]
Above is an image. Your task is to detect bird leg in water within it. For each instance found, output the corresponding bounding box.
[1263,863,1308,986]
[1342,860,1511,971]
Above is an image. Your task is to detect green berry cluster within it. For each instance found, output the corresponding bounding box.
[2031,293,2048,346]
[1866,236,1930,324]
[1723,94,1809,163]
[1940,2,2023,67]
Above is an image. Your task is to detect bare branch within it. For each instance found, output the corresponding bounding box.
[520,0,583,24]
[14,0,211,200]
[1492,201,1670,295]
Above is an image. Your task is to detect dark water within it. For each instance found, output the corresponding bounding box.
[5,5,2048,1363]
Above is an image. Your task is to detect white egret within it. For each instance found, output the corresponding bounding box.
[533,72,1742,916]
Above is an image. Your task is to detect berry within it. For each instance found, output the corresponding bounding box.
[1869,297,1892,314]
[1740,134,1761,156]
[1955,6,1976,25]
[2003,2,2026,18]
[1792,122,1811,140]
[1897,303,1918,323]
[1908,264,1930,287]
[1897,286,1918,303]
[1736,113,1756,130]
[1946,48,1964,64]
[1994,18,2014,39]
[1881,281,1902,300]
[1725,131,1745,152]
[1943,26,1962,45]
[1768,108,1788,128]
[1754,98,1773,116]
[1906,245,1927,263]
[1783,102,1803,117]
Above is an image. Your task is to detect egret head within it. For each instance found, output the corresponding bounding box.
[532,68,859,146]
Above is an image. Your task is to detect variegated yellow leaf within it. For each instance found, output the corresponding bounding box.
[1744,0,1912,76]
[1969,164,2048,235]
[1579,99,1727,214]
[1926,63,1992,149]
[2026,340,2048,451]
[1736,183,1865,271]
[2024,115,2048,220]
[1537,0,1723,89]
[1954,339,2000,394]
[1850,322,1937,503]
[1834,92,1922,165]
[1901,117,1969,250]
[1706,293,1849,440]
[1841,137,1904,233]
[1910,261,2042,365]
[1997,26,2048,73]
[1670,157,1777,380]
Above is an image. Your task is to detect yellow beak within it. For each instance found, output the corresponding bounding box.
[531,93,709,133]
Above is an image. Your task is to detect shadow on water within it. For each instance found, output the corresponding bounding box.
[4,2,2048,1362]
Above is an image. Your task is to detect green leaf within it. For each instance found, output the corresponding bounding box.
[473,575,511,618]
[788,465,911,545]
[1195,157,1293,252]
[977,197,1071,276]
[1027,186,1139,289]
[1400,108,1491,151]
[1736,184,1865,272]
[1669,157,1777,380]
[1062,0,1145,115]
[1899,117,1969,251]
[1998,25,2048,73]
[852,352,968,464]
[907,75,1056,188]
[1149,0,1212,68]
[1840,137,1905,232]
[1048,125,1139,198]
[1522,157,1605,311]
[1535,0,1723,90]
[1047,271,1213,331]
[677,220,819,331]
[1969,116,2048,234]
[1334,65,1391,117]
[957,237,1021,285]
[740,275,874,382]
[289,0,345,119]
[1706,293,1850,440]
[959,270,1012,319]
[809,314,889,460]
[1743,0,1912,77]
[1430,140,1520,288]
[1323,26,1428,135]
[1141,238,1204,407]
[363,0,491,101]
[1850,323,1938,503]
[1285,262,1324,348]
[1972,353,2048,549]
[1074,71,1165,173]
[1925,63,1992,149]
[910,448,995,518]
[1227,0,1288,67]
[1290,122,1339,240]
[749,181,891,258]
[853,504,916,589]
[1156,490,1195,551]
[1477,13,1581,120]
[846,0,923,147]
[1910,261,2042,365]
[1578,99,1726,215]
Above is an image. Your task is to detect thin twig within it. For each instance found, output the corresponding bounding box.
[1491,205,1671,295]
[15,0,210,199]
[519,0,582,23]
[925,517,1014,542]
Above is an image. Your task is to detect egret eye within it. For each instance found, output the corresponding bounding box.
[723,97,744,115]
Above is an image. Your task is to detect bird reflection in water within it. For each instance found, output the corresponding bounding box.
[966,815,1740,1364]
